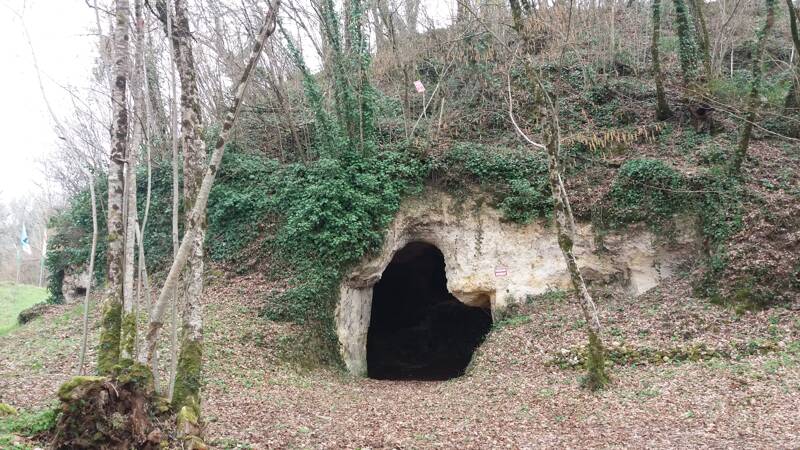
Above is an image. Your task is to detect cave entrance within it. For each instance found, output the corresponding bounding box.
[367,242,492,380]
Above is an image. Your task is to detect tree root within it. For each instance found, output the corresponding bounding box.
[52,365,170,449]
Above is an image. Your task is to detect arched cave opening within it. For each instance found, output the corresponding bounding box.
[367,242,492,380]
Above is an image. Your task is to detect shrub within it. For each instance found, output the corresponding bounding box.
[605,158,691,227]
[432,143,551,223]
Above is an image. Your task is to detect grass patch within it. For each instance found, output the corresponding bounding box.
[0,283,48,336]
[0,407,58,448]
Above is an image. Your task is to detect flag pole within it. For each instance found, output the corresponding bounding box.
[38,229,47,287]
[16,245,21,285]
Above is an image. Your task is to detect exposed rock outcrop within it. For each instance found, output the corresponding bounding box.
[336,189,699,376]
[62,270,89,304]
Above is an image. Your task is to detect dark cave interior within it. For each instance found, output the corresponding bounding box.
[367,242,492,380]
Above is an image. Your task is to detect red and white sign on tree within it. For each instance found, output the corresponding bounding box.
[414,80,426,93]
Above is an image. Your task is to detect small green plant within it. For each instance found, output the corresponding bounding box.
[0,407,58,437]
[537,288,568,302]
[493,314,532,329]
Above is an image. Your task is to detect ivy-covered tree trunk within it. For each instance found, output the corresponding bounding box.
[651,0,672,120]
[672,0,700,83]
[321,0,360,149]
[171,0,207,420]
[509,0,525,30]
[673,0,716,132]
[731,0,777,175]
[98,0,131,375]
[690,0,711,78]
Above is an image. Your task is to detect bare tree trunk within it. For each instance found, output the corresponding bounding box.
[731,0,776,176]
[370,1,387,52]
[121,0,147,362]
[166,0,181,401]
[785,0,800,129]
[376,1,410,138]
[508,0,608,389]
[405,0,420,36]
[540,94,608,390]
[79,174,98,376]
[651,0,672,120]
[145,29,169,157]
[171,0,207,416]
[120,137,139,361]
[457,0,470,22]
[98,0,131,375]
[141,0,281,425]
[266,64,303,159]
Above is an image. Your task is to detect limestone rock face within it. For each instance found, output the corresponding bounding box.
[336,189,698,376]
[62,270,90,304]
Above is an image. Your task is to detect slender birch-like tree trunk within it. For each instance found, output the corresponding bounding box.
[98,0,131,375]
[539,89,608,390]
[79,174,98,376]
[141,0,281,423]
[508,0,608,389]
[731,0,776,176]
[120,0,147,361]
[405,0,420,36]
[165,0,181,400]
[171,0,208,415]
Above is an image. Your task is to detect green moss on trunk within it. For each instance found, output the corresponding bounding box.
[583,330,610,391]
[172,338,202,414]
[57,376,107,402]
[97,297,122,375]
[120,311,137,362]
[115,362,155,391]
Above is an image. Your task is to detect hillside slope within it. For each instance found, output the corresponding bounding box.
[1,271,798,448]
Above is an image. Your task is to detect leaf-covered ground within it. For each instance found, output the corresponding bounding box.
[1,272,799,448]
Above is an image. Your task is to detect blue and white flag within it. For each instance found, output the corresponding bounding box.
[20,224,32,255]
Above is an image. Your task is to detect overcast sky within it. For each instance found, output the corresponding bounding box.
[0,0,96,202]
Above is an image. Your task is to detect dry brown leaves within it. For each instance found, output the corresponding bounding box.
[2,272,799,449]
